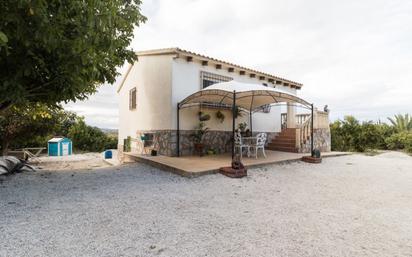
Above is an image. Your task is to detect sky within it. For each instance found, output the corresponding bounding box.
[65,0,412,129]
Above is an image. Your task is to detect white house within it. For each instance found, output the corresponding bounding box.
[117,48,330,157]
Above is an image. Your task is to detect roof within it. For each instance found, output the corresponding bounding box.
[117,47,303,93]
[48,137,69,143]
[179,81,311,111]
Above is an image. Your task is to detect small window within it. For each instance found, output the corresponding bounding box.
[129,87,136,110]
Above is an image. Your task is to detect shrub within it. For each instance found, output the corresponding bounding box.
[406,136,412,153]
[385,132,412,153]
[331,116,390,152]
[68,118,117,152]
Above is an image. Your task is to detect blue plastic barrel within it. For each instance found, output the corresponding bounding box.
[104,150,112,159]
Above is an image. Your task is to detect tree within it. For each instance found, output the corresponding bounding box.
[388,114,412,132]
[67,117,116,152]
[0,104,117,154]
[0,0,146,111]
[0,103,63,154]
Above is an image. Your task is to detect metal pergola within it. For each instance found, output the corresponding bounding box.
[176,81,314,159]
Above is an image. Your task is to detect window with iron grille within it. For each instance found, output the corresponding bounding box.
[200,71,232,89]
[199,71,233,109]
[255,104,271,113]
[129,87,136,110]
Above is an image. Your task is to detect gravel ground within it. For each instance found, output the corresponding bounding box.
[34,152,118,171]
[1,152,412,257]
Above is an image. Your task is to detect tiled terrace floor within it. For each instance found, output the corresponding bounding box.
[124,150,350,177]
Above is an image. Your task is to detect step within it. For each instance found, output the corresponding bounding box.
[268,142,296,148]
[279,132,296,137]
[271,138,296,143]
[266,146,299,153]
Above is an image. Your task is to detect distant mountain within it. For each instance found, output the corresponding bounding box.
[100,128,118,134]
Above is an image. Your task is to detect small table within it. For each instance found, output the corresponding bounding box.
[242,136,257,144]
[240,137,257,157]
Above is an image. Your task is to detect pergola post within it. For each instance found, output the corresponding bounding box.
[231,91,236,160]
[311,103,314,156]
[249,92,254,134]
[249,112,253,134]
[177,102,180,157]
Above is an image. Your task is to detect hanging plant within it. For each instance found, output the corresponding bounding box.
[198,111,211,121]
[238,122,247,133]
[234,106,244,118]
[216,110,225,123]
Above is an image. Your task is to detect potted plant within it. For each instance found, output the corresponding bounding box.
[191,122,209,156]
[207,148,215,155]
[238,122,248,136]
[198,111,211,121]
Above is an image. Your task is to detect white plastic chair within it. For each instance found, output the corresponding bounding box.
[250,133,267,159]
[234,131,250,158]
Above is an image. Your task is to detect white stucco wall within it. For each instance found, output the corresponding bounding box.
[171,58,297,132]
[118,53,301,145]
[118,54,173,145]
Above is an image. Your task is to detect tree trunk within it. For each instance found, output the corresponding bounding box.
[1,140,10,156]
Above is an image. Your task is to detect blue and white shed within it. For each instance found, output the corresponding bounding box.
[48,137,72,156]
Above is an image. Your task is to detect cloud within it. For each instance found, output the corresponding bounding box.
[68,0,412,128]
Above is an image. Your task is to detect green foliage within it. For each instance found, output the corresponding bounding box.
[0,0,146,110]
[387,114,412,132]
[385,132,412,153]
[124,136,131,152]
[191,122,209,144]
[331,116,361,151]
[331,114,411,153]
[0,104,117,154]
[67,117,117,152]
[238,122,248,132]
[198,111,211,122]
[216,110,225,123]
[234,106,244,118]
[0,103,70,154]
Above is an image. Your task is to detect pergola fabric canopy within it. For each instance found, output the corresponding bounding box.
[176,80,315,159]
[179,81,311,111]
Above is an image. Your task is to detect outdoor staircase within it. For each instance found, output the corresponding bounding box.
[267,128,299,153]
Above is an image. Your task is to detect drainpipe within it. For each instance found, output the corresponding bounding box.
[232,91,236,160]
[249,112,253,134]
[311,103,314,157]
[177,102,180,157]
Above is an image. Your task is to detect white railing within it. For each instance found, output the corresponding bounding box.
[281,113,311,129]
[297,116,311,148]
[282,110,329,150]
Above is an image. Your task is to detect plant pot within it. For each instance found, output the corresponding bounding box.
[194,143,204,156]
[312,149,321,158]
[151,150,157,156]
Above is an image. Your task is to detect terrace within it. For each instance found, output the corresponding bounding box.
[124,150,348,177]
